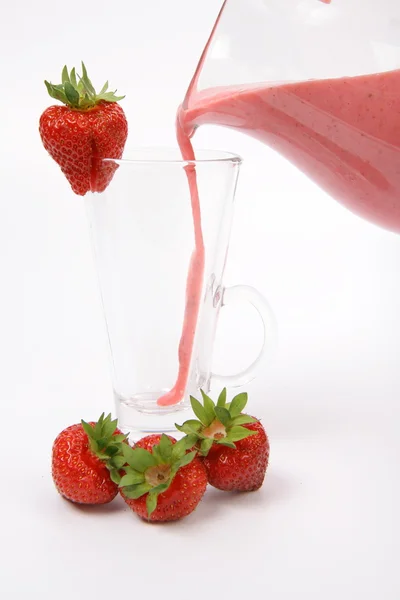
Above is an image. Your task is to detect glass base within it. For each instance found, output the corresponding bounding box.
[114,391,191,441]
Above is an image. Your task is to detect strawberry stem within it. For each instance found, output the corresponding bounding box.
[175,389,259,456]
[44,62,125,110]
[119,434,197,516]
[81,413,128,484]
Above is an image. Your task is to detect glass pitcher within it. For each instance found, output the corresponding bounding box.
[178,0,400,232]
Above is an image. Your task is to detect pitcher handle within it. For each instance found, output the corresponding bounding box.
[211,285,278,388]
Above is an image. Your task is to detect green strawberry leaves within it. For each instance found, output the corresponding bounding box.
[175,389,259,457]
[109,469,123,485]
[121,443,137,464]
[229,425,257,442]
[214,406,231,426]
[81,413,129,486]
[201,390,216,425]
[81,413,127,458]
[216,439,236,449]
[230,414,257,426]
[217,388,227,407]
[80,62,96,97]
[45,63,125,110]
[175,419,203,436]
[126,448,157,472]
[109,455,126,469]
[158,434,173,460]
[200,438,214,455]
[171,435,198,459]
[229,393,249,417]
[119,434,197,516]
[146,493,158,516]
[190,396,209,425]
[124,482,152,500]
[119,471,146,487]
[64,81,80,106]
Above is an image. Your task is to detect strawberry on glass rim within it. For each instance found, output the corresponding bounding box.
[39,63,128,195]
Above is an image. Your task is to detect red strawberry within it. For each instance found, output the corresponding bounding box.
[119,434,207,522]
[52,413,127,505]
[176,389,270,492]
[202,420,269,491]
[39,63,128,196]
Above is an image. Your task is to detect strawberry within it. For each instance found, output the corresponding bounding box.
[119,434,208,522]
[52,413,127,505]
[39,63,128,195]
[175,389,269,492]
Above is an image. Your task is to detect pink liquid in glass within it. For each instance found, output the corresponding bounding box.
[156,121,205,406]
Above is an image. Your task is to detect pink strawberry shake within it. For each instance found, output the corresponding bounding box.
[160,67,400,407]
[180,70,400,232]
[156,120,205,406]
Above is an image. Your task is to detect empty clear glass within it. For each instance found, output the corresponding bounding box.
[85,149,276,437]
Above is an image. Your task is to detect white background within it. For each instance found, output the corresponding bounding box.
[1,0,400,598]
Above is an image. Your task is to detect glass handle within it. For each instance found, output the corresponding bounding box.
[211,285,277,388]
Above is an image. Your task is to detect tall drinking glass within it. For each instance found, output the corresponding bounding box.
[85,149,276,437]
